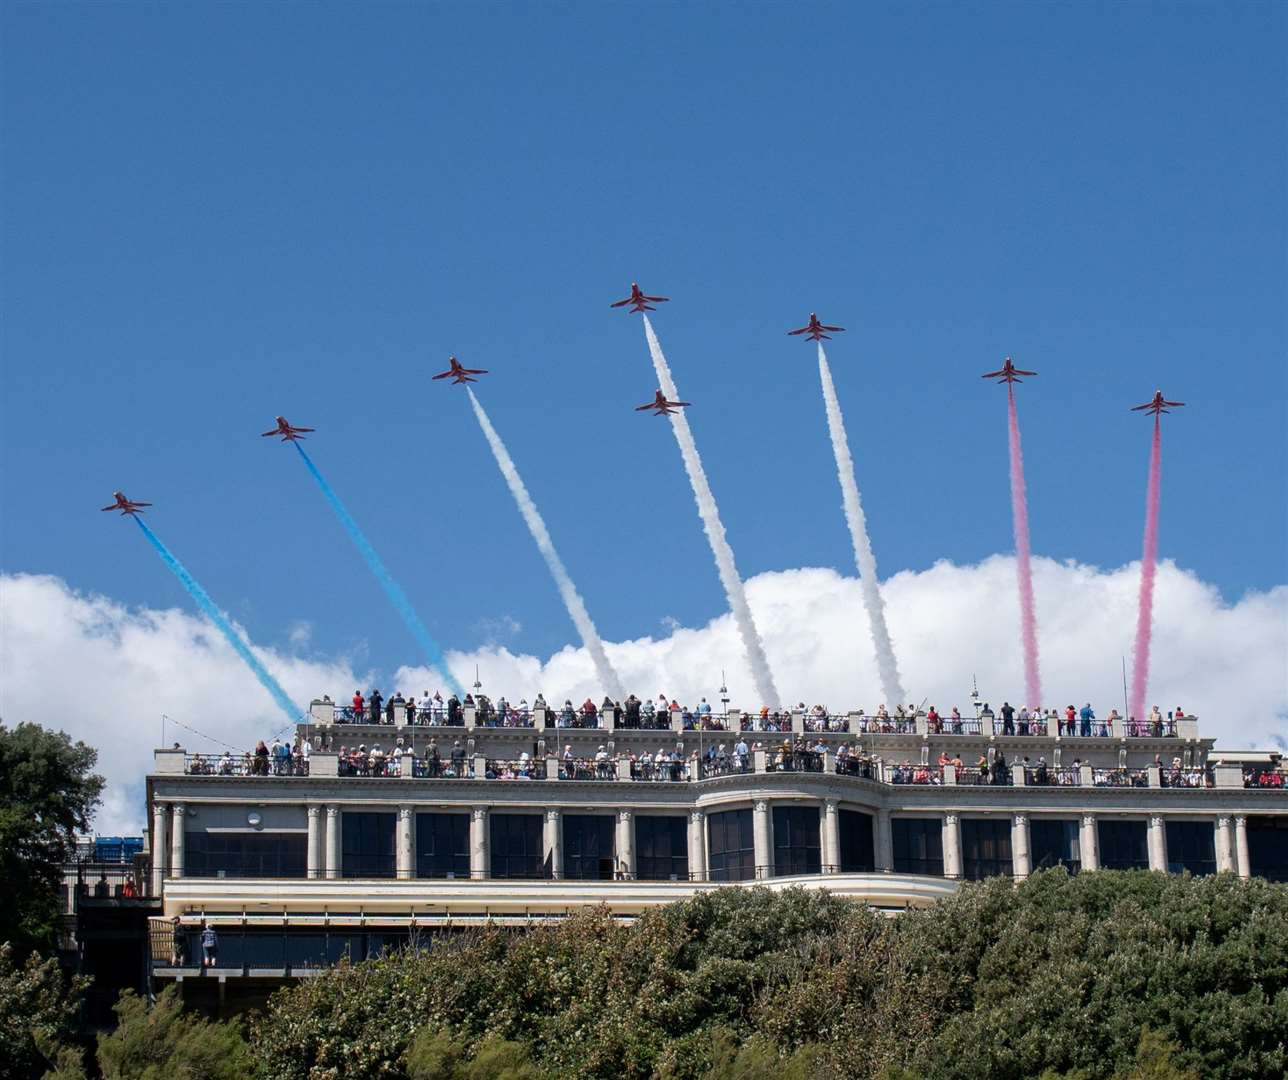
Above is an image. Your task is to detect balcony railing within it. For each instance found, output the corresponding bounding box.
[476,758,540,780]
[804,714,850,733]
[855,717,917,734]
[1092,767,1149,787]
[632,758,691,781]
[835,755,877,779]
[1159,767,1210,789]
[1244,767,1287,789]
[1024,765,1081,786]
[889,764,941,785]
[990,718,1050,736]
[767,749,823,773]
[553,712,602,729]
[696,756,749,780]
[1125,718,1178,738]
[184,754,309,777]
[618,714,671,730]
[929,717,982,735]
[558,757,616,781]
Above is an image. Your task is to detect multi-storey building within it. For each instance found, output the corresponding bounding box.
[144,698,1287,1010]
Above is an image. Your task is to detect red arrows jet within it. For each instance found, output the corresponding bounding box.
[432,356,488,385]
[981,357,1037,384]
[1131,390,1185,416]
[261,416,314,442]
[787,313,845,342]
[100,491,151,516]
[611,282,669,314]
[636,389,690,416]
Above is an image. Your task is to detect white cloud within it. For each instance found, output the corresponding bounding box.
[1,559,1284,834]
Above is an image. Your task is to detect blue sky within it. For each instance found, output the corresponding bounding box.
[3,2,1284,677]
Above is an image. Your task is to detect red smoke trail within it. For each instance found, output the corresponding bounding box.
[1130,415,1162,724]
[1007,385,1043,708]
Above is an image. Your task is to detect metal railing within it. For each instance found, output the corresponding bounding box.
[558,757,617,781]
[767,749,824,772]
[184,753,309,777]
[991,718,1050,736]
[835,755,877,779]
[1024,765,1081,786]
[1092,767,1149,787]
[804,714,850,733]
[1244,767,1287,789]
[631,758,690,781]
[855,717,917,734]
[483,758,544,780]
[889,765,941,785]
[1158,767,1210,788]
[618,714,671,730]
[1125,718,1178,738]
[928,717,982,735]
[553,712,602,729]
[697,756,749,779]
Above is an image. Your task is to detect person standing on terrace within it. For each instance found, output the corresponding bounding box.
[369,689,383,725]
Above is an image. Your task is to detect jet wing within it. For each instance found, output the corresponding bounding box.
[610,297,634,308]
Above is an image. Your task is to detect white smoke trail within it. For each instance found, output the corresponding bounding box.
[817,343,907,705]
[641,315,781,709]
[466,388,625,700]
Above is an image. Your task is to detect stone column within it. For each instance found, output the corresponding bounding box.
[1011,813,1031,879]
[876,808,894,872]
[470,806,489,880]
[616,810,635,880]
[397,805,415,880]
[1214,816,1235,874]
[325,805,341,879]
[1148,815,1168,872]
[306,805,323,879]
[821,799,840,873]
[1080,814,1100,871]
[943,813,963,880]
[151,802,168,894]
[688,811,707,881]
[753,799,773,880]
[544,809,562,881]
[169,804,186,879]
[1234,815,1251,880]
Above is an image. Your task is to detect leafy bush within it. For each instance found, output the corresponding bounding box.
[248,872,1286,1080]
[0,943,87,1080]
[96,985,252,1080]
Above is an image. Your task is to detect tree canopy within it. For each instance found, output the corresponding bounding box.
[0,722,103,957]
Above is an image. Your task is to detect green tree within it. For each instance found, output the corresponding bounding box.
[95,986,251,1080]
[0,942,87,1080]
[0,723,103,956]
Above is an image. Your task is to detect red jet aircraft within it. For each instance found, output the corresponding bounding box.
[636,389,690,416]
[261,416,314,442]
[787,313,845,341]
[981,357,1037,384]
[1131,390,1185,416]
[610,282,669,314]
[100,491,151,516]
[432,356,488,385]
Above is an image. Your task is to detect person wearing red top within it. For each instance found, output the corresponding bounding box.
[926,706,941,734]
[1065,705,1076,736]
[352,690,364,719]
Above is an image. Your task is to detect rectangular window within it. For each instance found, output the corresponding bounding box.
[773,806,821,877]
[961,819,1013,880]
[184,832,307,878]
[1166,820,1216,876]
[708,809,755,882]
[635,816,688,881]
[1098,820,1149,870]
[1248,817,1288,882]
[415,813,470,879]
[1030,819,1081,874]
[892,818,943,876]
[341,813,396,879]
[563,815,615,880]
[490,814,545,879]
[838,810,875,873]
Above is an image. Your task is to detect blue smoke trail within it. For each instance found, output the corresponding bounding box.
[134,517,302,724]
[293,443,463,697]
